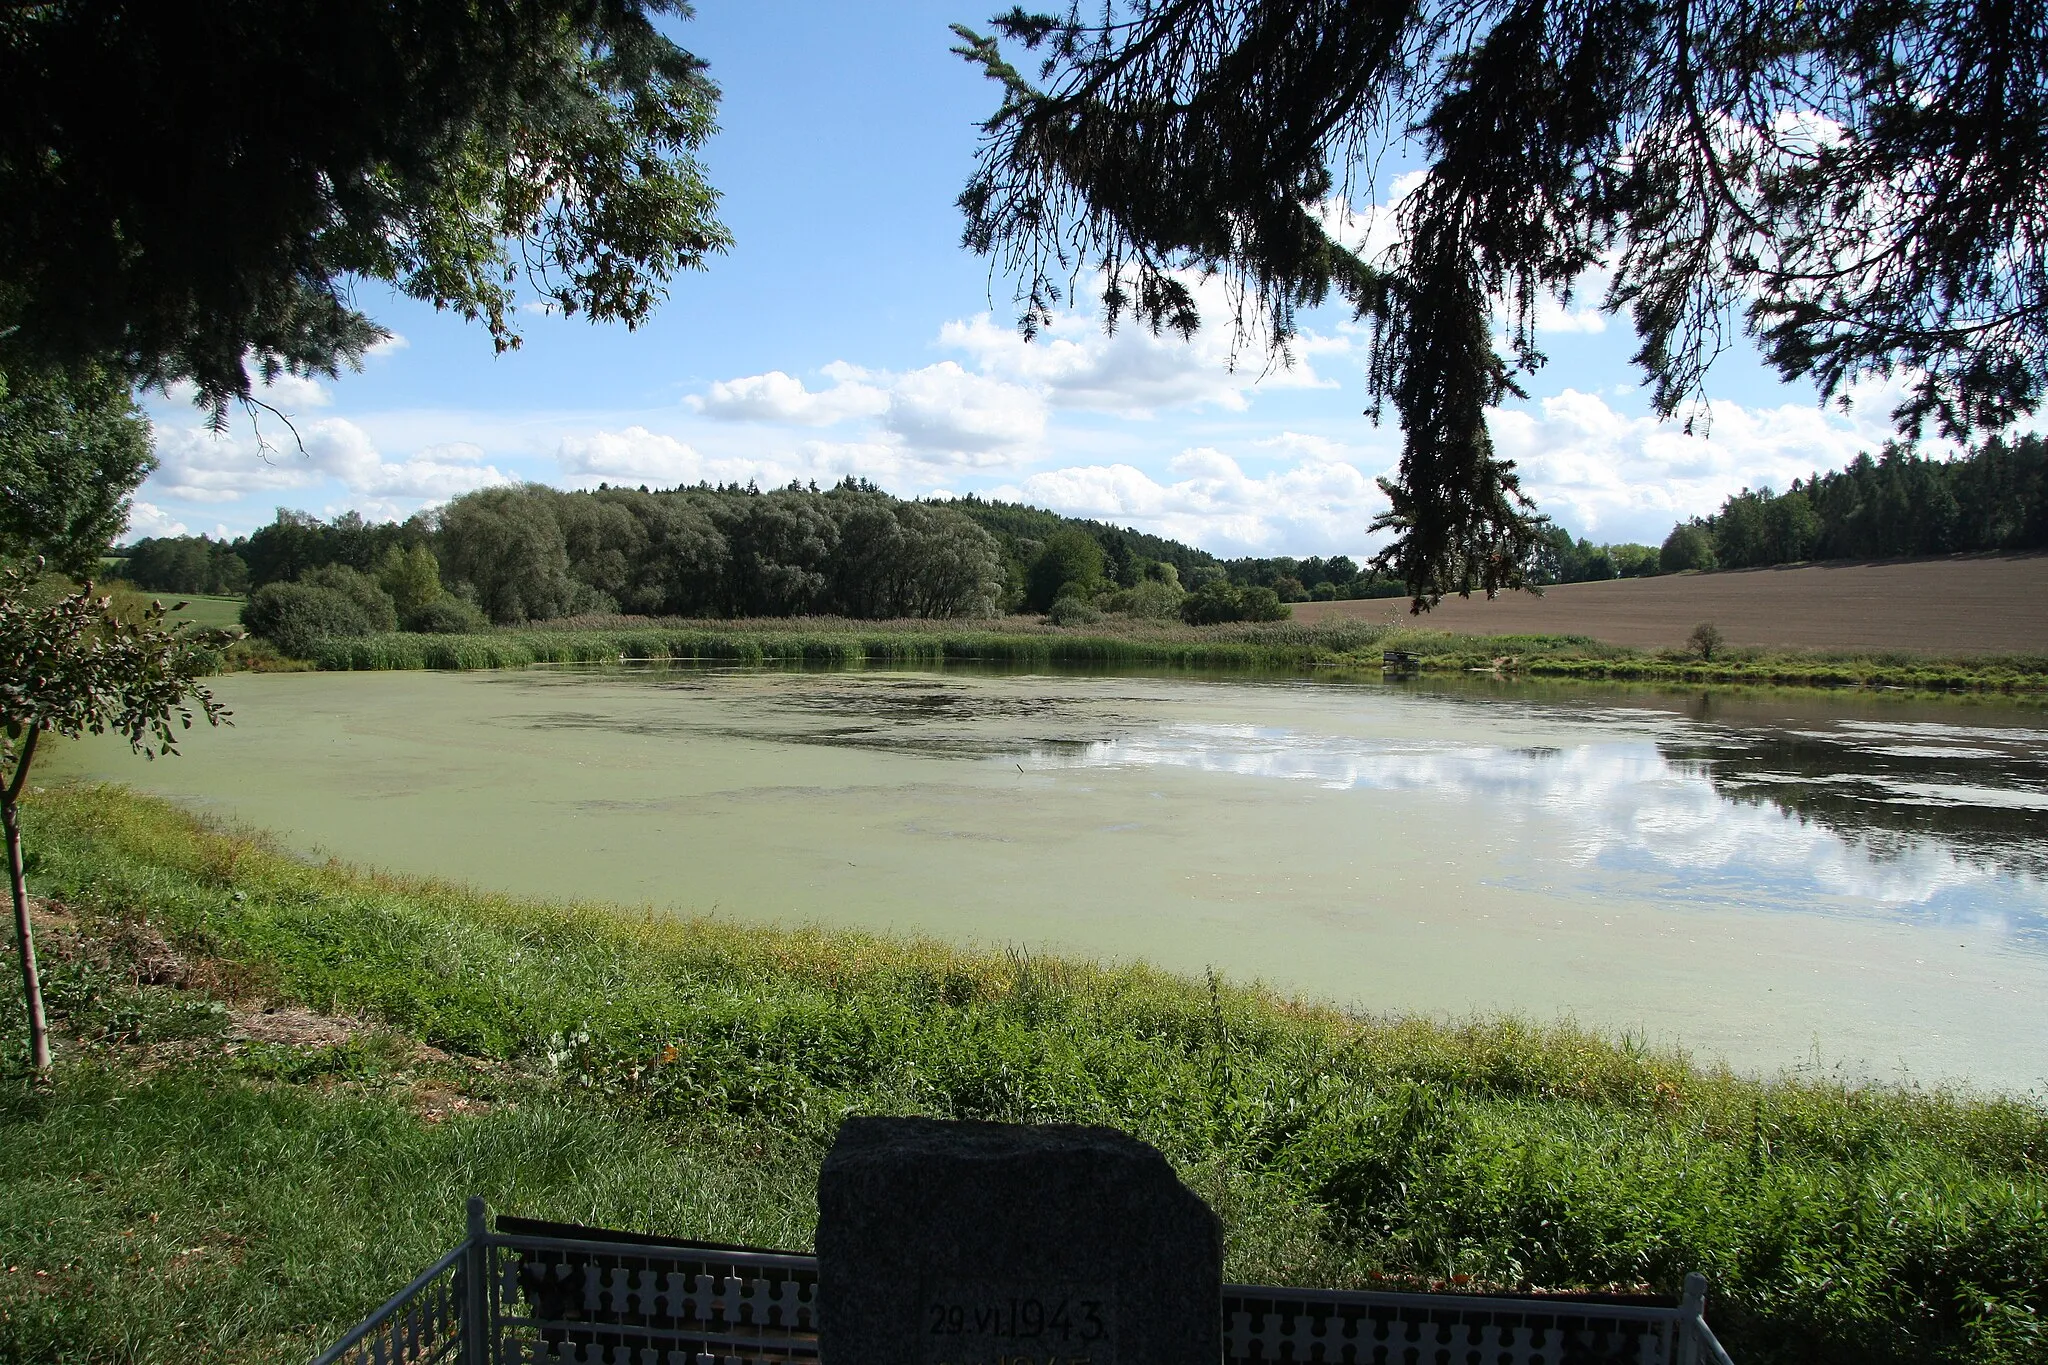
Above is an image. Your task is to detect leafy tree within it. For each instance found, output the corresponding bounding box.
[1,2,730,421]
[889,503,1006,619]
[438,486,586,624]
[1765,492,1822,565]
[714,491,837,617]
[428,483,1006,622]
[376,545,446,624]
[1611,544,1661,578]
[1660,522,1718,573]
[955,0,2048,607]
[1,562,228,1072]
[1688,622,1725,661]
[1025,528,1107,610]
[243,511,335,589]
[0,363,155,576]
[124,536,249,596]
[1712,491,1776,569]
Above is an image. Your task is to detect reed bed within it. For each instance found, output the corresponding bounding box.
[301,616,2048,694]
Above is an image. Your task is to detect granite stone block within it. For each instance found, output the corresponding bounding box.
[817,1117,1221,1365]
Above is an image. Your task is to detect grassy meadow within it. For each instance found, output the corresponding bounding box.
[291,612,2048,694]
[3,785,2044,1364]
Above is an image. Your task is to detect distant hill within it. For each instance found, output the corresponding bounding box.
[932,496,1220,582]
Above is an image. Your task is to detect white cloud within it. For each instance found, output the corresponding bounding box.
[683,359,1044,463]
[881,361,1044,457]
[941,295,1338,419]
[1493,378,1916,542]
[145,417,510,510]
[556,427,713,486]
[1533,295,1610,334]
[992,439,1389,556]
[690,370,890,425]
[1314,168,1428,266]
[123,501,188,540]
[365,333,410,357]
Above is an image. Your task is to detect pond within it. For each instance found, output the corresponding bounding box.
[43,665,2048,1092]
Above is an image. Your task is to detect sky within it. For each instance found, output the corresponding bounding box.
[132,2,1929,560]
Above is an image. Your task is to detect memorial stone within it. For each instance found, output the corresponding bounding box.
[817,1117,1221,1365]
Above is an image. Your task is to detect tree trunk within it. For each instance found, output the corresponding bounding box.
[2,733,50,1075]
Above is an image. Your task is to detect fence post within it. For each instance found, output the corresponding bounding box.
[463,1195,491,1365]
[1676,1272,1707,1365]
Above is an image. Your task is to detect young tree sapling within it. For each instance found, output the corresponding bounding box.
[0,562,231,1073]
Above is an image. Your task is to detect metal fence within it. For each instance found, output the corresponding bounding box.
[315,1199,1734,1365]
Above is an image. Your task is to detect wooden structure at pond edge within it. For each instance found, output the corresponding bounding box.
[311,1119,1735,1365]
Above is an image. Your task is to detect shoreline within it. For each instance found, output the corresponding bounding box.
[277,618,2048,696]
[4,784,2044,1363]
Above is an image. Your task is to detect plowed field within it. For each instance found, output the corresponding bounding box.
[1293,553,2048,654]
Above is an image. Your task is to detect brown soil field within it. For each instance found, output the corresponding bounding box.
[1292,553,2048,654]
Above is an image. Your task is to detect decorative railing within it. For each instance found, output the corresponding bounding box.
[315,1199,1734,1365]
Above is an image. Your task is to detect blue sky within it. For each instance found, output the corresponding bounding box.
[134,2,1924,558]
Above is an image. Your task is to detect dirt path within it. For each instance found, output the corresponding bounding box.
[1294,553,2048,654]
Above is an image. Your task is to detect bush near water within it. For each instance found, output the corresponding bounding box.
[3,784,2043,1365]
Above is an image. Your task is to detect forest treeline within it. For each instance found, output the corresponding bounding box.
[114,436,2048,645]
[112,482,1371,649]
[1661,435,2048,572]
[116,482,1301,652]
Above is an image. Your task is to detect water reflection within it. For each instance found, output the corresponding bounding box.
[1663,720,2048,881]
[525,665,2048,946]
[1034,700,2048,942]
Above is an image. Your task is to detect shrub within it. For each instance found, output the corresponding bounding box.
[376,544,445,618]
[239,583,375,657]
[1688,621,1725,660]
[301,564,398,632]
[1119,578,1185,619]
[1236,585,1289,621]
[404,597,487,634]
[1180,580,1243,625]
[1046,591,1103,626]
[1179,581,1295,625]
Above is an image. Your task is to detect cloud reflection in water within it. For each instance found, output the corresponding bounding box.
[1035,717,2048,941]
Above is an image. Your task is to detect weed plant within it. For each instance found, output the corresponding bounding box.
[3,786,2043,1363]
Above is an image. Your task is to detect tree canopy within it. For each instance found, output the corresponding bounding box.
[954,0,2048,607]
[1,1,729,421]
[0,363,155,576]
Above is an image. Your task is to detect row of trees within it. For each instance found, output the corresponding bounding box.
[1531,531,1664,585]
[1661,436,2048,572]
[180,483,1011,649]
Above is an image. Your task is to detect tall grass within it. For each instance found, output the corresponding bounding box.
[297,615,2048,692]
[307,620,1391,673]
[6,785,2045,1364]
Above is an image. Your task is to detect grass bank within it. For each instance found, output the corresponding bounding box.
[5,786,2045,1364]
[295,614,2048,694]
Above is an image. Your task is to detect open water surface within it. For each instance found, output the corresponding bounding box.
[45,666,2048,1091]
